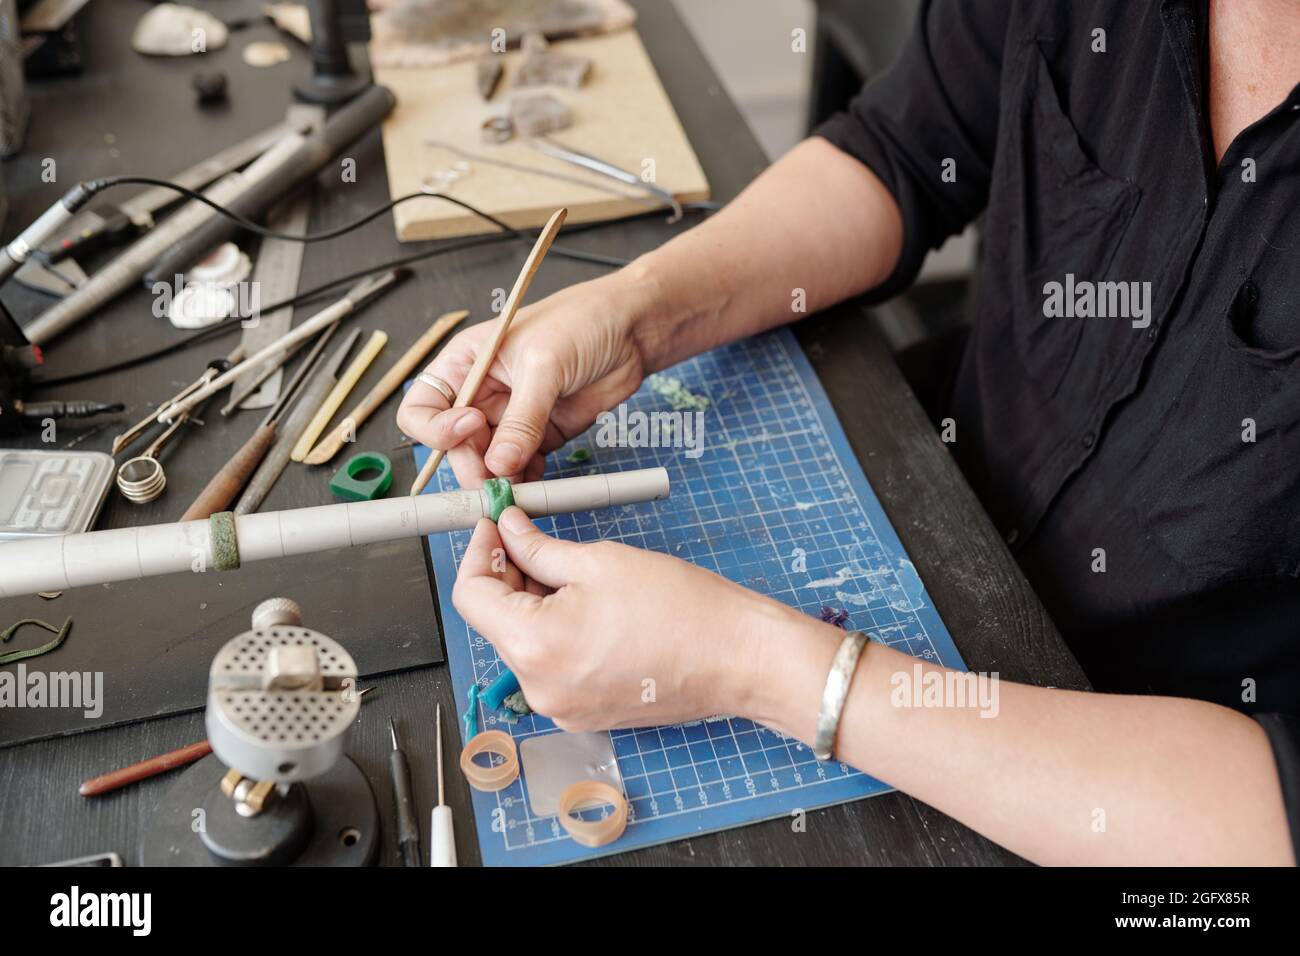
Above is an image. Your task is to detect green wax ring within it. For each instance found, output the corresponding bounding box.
[209,511,241,571]
[331,451,393,502]
[482,477,514,522]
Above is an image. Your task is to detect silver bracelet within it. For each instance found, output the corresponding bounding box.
[813,631,870,761]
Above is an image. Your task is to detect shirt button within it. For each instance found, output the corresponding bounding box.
[1082,432,1096,449]
[1005,528,1019,545]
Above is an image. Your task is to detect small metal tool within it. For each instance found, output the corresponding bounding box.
[115,350,242,504]
[115,413,188,504]
[159,269,406,424]
[426,139,660,208]
[388,717,421,867]
[219,335,309,417]
[80,741,213,797]
[529,138,683,223]
[112,366,220,456]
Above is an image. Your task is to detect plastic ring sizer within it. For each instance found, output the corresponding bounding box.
[330,452,394,502]
[557,780,629,847]
[459,730,519,792]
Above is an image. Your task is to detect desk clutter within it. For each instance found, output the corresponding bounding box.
[1,0,954,870]
[0,0,708,867]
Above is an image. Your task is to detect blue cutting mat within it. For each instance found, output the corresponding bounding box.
[415,328,965,866]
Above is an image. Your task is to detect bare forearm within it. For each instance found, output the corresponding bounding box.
[625,137,903,372]
[747,613,1294,866]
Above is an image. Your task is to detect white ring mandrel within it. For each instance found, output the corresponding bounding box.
[0,468,670,598]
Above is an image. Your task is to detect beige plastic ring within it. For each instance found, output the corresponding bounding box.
[459,730,519,792]
[556,780,629,848]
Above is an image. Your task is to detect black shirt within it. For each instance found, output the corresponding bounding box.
[817,0,1300,852]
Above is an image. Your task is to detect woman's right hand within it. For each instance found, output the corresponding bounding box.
[396,270,654,487]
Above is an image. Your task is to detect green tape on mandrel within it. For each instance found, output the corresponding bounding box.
[482,477,514,522]
[209,512,241,571]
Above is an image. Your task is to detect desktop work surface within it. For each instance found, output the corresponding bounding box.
[0,0,1084,866]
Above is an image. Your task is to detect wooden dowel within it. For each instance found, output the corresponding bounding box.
[409,208,568,495]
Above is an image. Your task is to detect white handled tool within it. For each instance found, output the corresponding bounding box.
[431,703,457,868]
[157,269,406,424]
[0,468,669,598]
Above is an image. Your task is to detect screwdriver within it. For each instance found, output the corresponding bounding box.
[431,703,457,867]
[388,717,421,867]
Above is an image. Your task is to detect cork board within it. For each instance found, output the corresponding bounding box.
[372,27,711,241]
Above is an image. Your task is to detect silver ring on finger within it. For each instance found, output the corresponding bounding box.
[417,372,457,406]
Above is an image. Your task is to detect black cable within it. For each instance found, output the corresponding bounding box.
[34,203,719,388]
[34,232,511,388]
[93,176,633,268]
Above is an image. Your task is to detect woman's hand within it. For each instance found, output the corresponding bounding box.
[452,506,825,732]
[396,272,654,488]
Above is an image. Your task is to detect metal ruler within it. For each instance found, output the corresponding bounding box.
[230,105,324,410]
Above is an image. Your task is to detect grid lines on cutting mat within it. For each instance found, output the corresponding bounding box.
[421,329,964,865]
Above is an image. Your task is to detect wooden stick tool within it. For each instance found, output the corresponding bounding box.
[409,208,567,495]
[302,309,468,466]
[291,329,388,462]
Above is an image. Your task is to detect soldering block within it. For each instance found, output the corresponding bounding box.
[481,477,514,522]
[209,512,241,571]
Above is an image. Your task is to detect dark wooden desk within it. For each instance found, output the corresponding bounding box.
[0,0,1087,866]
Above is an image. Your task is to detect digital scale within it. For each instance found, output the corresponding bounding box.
[0,448,113,541]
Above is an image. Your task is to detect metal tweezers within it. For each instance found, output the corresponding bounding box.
[528,137,684,223]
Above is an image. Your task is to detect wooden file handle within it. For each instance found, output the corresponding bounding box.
[79,740,213,797]
[180,424,278,522]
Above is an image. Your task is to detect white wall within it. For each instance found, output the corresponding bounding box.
[672,0,815,160]
[671,0,974,281]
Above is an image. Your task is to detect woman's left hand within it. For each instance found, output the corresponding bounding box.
[452,506,816,732]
